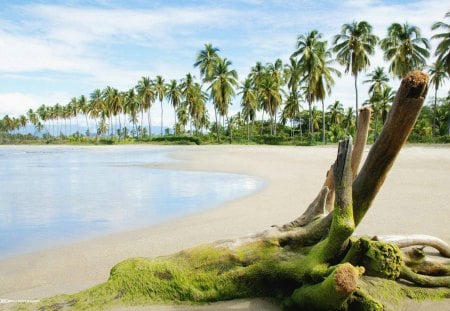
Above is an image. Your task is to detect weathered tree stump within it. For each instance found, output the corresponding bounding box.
[38,71,450,311]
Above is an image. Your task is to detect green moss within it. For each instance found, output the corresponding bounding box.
[30,238,450,311]
[357,276,450,310]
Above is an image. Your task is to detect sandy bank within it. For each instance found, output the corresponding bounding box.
[0,145,449,310]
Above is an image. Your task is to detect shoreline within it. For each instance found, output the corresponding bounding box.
[0,145,449,309]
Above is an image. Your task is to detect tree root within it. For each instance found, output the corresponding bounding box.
[374,234,450,258]
[401,265,450,288]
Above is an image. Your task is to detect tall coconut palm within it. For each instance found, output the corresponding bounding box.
[333,21,378,122]
[284,57,303,95]
[209,57,239,143]
[292,30,325,135]
[102,86,122,137]
[432,11,450,74]
[282,91,302,138]
[380,22,430,78]
[89,89,103,138]
[327,100,344,127]
[166,80,182,134]
[78,95,90,136]
[312,42,341,143]
[136,77,155,138]
[239,77,257,140]
[194,43,220,82]
[363,67,390,97]
[123,89,139,137]
[249,62,267,133]
[429,61,449,135]
[181,73,196,135]
[154,75,166,135]
[259,68,282,136]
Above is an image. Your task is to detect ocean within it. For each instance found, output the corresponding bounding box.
[0,146,263,258]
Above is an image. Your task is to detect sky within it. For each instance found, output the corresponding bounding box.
[0,0,448,127]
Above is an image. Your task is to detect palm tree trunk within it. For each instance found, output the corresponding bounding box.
[226,114,232,144]
[354,73,359,125]
[160,100,164,136]
[322,99,325,144]
[214,106,219,143]
[274,109,277,136]
[433,88,437,137]
[247,118,250,141]
[85,115,89,137]
[308,100,312,136]
[260,111,265,135]
[140,108,144,139]
[173,107,177,135]
[147,109,152,138]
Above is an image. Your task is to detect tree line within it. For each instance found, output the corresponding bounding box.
[1,14,449,144]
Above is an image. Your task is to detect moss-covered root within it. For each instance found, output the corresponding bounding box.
[401,265,450,288]
[286,263,363,311]
[348,289,384,311]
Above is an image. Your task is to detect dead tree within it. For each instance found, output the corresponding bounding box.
[40,71,449,311]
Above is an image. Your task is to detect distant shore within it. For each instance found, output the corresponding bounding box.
[0,145,449,310]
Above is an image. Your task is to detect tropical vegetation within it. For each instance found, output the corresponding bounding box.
[1,14,449,145]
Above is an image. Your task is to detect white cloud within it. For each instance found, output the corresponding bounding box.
[0,93,41,117]
[0,92,71,118]
[0,0,448,122]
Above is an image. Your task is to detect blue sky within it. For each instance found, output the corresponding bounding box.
[0,0,448,126]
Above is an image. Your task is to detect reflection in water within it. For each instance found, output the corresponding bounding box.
[0,146,263,258]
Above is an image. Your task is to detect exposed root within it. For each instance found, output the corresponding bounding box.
[401,264,450,288]
[374,235,450,258]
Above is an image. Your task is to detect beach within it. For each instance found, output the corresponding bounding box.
[0,144,449,310]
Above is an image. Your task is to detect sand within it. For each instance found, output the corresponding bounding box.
[0,145,449,310]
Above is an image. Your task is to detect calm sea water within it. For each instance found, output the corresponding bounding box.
[0,146,263,258]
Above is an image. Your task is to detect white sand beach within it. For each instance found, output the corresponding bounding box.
[0,145,449,310]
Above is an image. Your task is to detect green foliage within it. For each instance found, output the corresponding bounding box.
[150,135,201,145]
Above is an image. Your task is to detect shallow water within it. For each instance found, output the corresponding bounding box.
[0,146,263,258]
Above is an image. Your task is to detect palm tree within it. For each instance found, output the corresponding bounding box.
[257,62,284,136]
[312,42,341,143]
[89,89,103,138]
[239,77,257,140]
[194,43,220,82]
[327,100,344,127]
[364,67,390,96]
[284,57,302,95]
[333,21,378,122]
[380,22,430,78]
[431,11,450,74]
[181,73,196,135]
[166,80,182,134]
[102,86,122,137]
[429,61,449,135]
[123,89,139,138]
[136,77,155,138]
[292,30,325,135]
[154,75,166,135]
[209,58,239,143]
[282,91,302,138]
[78,95,90,136]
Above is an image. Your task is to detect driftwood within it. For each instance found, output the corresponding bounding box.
[37,71,449,311]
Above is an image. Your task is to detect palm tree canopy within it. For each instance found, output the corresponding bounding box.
[431,11,450,74]
[363,67,390,96]
[166,80,182,109]
[154,75,166,102]
[209,58,239,117]
[380,22,431,78]
[429,60,449,92]
[333,21,378,76]
[194,43,220,82]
